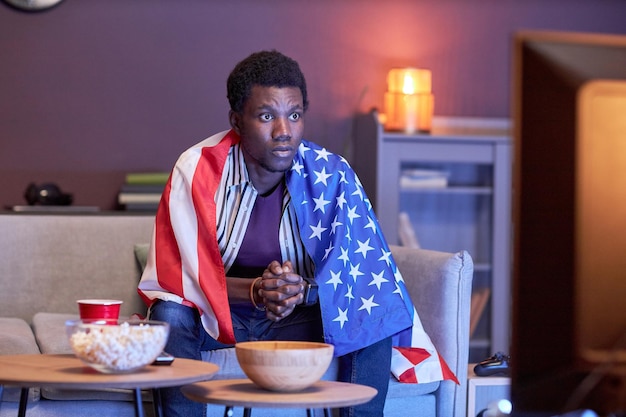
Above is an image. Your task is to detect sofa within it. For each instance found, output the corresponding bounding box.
[0,213,473,417]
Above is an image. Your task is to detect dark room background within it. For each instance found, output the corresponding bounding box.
[2,0,626,210]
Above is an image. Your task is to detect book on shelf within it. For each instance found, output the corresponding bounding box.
[125,172,169,185]
[119,184,165,194]
[400,169,449,189]
[118,192,162,205]
[398,212,421,248]
[470,287,491,337]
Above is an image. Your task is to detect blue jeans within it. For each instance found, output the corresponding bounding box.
[149,300,390,417]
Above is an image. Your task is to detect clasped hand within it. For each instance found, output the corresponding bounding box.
[258,260,305,322]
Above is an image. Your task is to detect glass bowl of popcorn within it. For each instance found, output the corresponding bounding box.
[66,319,169,373]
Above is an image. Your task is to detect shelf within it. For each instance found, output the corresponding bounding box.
[472,263,492,273]
[382,116,510,142]
[399,185,493,194]
[353,111,513,362]
[469,338,491,348]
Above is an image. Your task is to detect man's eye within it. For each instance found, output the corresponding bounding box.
[289,112,301,121]
[260,113,273,121]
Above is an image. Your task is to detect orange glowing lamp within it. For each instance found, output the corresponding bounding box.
[383,68,434,133]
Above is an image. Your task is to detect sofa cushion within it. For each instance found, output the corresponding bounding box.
[0,317,40,355]
[0,317,41,402]
[32,312,76,355]
[134,243,150,272]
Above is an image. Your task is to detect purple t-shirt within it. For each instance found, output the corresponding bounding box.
[227,181,284,278]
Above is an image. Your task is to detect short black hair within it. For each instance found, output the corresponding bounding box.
[227,50,309,113]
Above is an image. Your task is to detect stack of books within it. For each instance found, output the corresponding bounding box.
[118,172,169,212]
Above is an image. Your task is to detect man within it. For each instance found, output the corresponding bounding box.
[138,50,417,417]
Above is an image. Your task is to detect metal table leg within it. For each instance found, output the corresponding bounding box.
[152,388,163,417]
[133,388,145,417]
[18,388,29,417]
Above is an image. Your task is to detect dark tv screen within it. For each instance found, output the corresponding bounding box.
[511,30,626,416]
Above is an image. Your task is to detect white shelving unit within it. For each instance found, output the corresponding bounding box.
[352,111,512,361]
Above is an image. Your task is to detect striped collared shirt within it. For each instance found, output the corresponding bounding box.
[215,143,315,278]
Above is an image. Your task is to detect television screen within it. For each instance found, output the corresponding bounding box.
[511,30,626,416]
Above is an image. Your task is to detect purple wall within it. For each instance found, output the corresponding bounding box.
[1,0,625,209]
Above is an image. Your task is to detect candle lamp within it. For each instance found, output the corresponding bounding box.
[383,68,434,133]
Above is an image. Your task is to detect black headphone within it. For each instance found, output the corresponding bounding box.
[24,182,73,206]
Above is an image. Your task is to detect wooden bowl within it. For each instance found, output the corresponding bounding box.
[235,341,334,392]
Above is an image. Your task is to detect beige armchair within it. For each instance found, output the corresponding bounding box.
[387,245,473,417]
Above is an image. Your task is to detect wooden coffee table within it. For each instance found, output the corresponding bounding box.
[181,378,378,417]
[0,354,219,417]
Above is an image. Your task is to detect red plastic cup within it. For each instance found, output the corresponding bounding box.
[77,299,123,323]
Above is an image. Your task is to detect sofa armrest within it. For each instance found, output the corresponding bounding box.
[389,245,473,417]
[0,318,41,403]
[0,318,40,355]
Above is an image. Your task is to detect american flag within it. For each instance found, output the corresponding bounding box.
[287,139,457,384]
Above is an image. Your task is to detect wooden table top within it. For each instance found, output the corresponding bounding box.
[181,379,378,409]
[0,354,218,390]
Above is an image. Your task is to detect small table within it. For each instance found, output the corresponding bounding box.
[0,354,219,417]
[181,378,378,417]
[467,364,511,417]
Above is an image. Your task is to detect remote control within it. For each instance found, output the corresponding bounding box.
[152,352,175,366]
[473,352,510,376]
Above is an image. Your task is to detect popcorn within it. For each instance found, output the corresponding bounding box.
[69,322,168,372]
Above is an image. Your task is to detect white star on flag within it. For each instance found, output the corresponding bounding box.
[338,247,350,266]
[369,270,390,290]
[358,295,379,314]
[333,307,349,328]
[308,220,327,240]
[313,192,331,213]
[335,191,347,209]
[327,270,343,290]
[355,238,374,258]
[314,167,332,186]
[314,147,332,161]
[330,216,343,234]
[348,263,364,282]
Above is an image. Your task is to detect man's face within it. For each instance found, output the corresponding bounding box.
[230,85,304,181]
